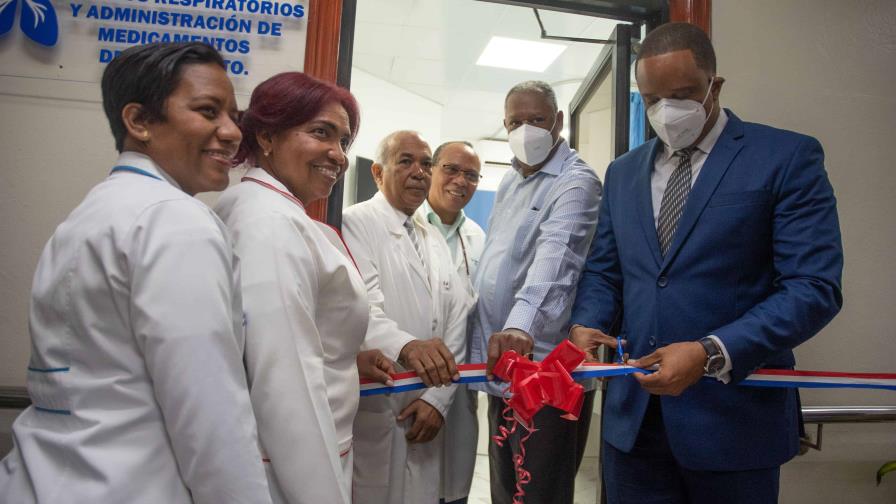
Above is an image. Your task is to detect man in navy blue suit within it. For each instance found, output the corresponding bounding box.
[569,23,843,503]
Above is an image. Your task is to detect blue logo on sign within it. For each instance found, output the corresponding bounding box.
[0,0,59,47]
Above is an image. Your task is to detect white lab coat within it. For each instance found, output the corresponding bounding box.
[0,152,270,504]
[343,192,470,504]
[215,168,368,504]
[428,216,486,502]
[453,217,487,289]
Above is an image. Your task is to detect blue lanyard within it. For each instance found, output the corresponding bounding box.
[110,165,162,181]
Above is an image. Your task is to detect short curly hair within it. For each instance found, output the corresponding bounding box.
[637,22,716,74]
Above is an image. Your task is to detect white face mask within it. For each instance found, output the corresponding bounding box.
[507,114,560,166]
[646,77,716,150]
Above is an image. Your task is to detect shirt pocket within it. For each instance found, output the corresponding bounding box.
[511,208,542,259]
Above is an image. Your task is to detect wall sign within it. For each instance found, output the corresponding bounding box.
[0,0,307,94]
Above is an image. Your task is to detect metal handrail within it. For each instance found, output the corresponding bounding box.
[798,406,896,452]
[802,406,896,424]
[0,386,30,410]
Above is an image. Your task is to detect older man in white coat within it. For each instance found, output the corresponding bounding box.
[344,131,470,504]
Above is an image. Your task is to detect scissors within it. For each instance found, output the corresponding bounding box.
[615,336,625,364]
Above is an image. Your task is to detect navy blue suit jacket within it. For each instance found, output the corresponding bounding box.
[570,111,843,471]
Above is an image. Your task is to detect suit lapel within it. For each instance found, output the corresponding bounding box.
[636,140,664,268]
[661,114,745,268]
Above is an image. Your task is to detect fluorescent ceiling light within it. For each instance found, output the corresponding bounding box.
[476,36,567,72]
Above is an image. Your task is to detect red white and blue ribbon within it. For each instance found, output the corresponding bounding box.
[360,363,896,396]
[360,344,896,504]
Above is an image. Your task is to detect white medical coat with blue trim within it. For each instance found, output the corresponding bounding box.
[215,168,368,504]
[0,152,271,504]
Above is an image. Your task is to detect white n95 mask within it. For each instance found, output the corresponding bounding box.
[647,77,716,150]
[508,115,560,166]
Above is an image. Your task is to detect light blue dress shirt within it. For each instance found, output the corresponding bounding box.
[421,200,468,264]
[468,140,602,396]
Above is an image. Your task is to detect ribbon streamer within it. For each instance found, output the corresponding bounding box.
[360,363,896,396]
[488,341,586,502]
[359,353,896,503]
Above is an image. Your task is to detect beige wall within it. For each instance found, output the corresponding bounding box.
[713,0,896,500]
[0,79,115,386]
[714,0,896,405]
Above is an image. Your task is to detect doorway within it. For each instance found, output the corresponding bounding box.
[341,1,664,502]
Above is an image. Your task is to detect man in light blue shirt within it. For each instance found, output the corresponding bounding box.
[468,81,602,504]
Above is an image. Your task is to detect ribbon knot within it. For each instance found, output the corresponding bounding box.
[492,339,587,427]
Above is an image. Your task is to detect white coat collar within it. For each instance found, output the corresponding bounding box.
[372,191,418,236]
[240,166,307,211]
[114,151,182,190]
[370,192,434,292]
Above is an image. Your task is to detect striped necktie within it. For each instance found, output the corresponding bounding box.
[404,217,426,268]
[657,148,695,256]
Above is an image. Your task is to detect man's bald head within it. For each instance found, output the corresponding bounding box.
[371,130,433,215]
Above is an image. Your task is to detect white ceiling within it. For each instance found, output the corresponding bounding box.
[352,0,627,142]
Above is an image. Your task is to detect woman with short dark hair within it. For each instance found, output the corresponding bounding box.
[215,71,393,504]
[0,42,271,503]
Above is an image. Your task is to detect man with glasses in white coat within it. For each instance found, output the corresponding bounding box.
[416,141,486,504]
[344,130,470,504]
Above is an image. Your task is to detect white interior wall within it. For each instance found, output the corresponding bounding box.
[0,78,114,387]
[473,140,511,192]
[713,1,896,501]
[0,77,255,387]
[714,0,896,407]
[577,106,612,183]
[343,67,443,207]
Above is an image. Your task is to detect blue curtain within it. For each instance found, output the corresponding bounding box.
[465,190,496,232]
[630,92,646,149]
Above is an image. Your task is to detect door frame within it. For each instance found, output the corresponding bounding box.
[301,0,358,225]
[568,22,636,159]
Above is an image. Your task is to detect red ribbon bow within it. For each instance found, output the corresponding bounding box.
[490,340,588,503]
[492,339,587,428]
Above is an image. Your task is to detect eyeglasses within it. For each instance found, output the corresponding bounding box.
[439,164,481,184]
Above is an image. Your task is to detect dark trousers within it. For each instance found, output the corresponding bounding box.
[603,395,780,504]
[487,390,596,504]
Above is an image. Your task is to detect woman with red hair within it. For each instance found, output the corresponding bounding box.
[214,72,391,503]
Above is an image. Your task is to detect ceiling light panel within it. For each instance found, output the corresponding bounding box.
[476,36,567,72]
